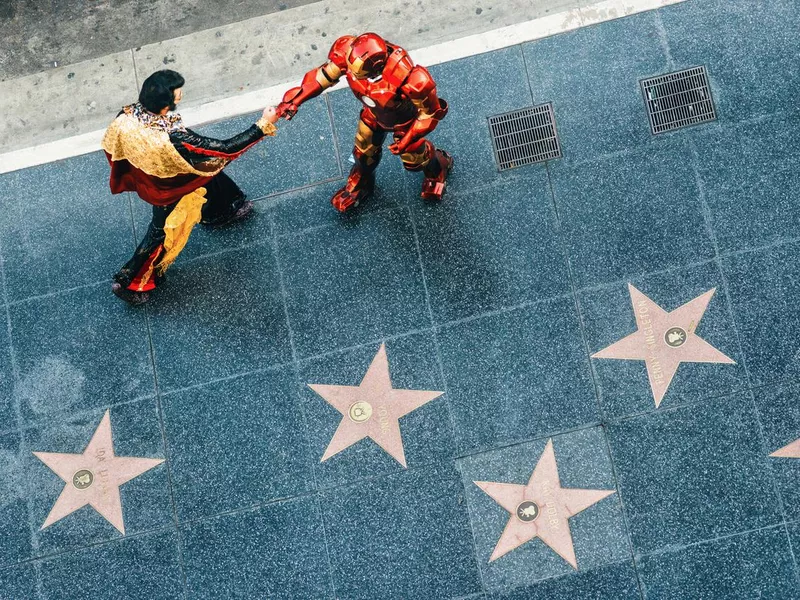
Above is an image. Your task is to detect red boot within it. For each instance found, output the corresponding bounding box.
[420,150,453,201]
[331,167,376,213]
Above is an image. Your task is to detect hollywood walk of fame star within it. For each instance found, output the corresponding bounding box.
[307,343,444,467]
[33,410,164,534]
[771,438,800,458]
[474,439,614,567]
[592,284,735,407]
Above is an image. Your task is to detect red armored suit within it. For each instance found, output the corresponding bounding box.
[277,32,452,212]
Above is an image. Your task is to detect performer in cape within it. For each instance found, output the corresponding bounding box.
[102,69,278,305]
[276,32,452,212]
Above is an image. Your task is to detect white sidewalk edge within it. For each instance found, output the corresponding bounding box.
[0,0,685,175]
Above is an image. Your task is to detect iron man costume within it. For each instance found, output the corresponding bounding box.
[277,32,453,212]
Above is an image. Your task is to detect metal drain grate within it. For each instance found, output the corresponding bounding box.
[641,66,716,134]
[488,104,561,170]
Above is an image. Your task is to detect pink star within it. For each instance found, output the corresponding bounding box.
[592,284,735,407]
[475,439,614,567]
[33,410,164,534]
[771,438,800,458]
[308,343,444,467]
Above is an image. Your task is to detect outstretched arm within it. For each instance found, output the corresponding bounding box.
[171,107,278,166]
[276,36,353,119]
[389,66,448,155]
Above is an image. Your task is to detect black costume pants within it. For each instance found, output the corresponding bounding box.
[114,171,245,291]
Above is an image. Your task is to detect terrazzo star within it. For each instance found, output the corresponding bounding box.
[308,343,443,467]
[592,284,735,407]
[33,410,163,534]
[475,439,614,567]
[103,69,280,305]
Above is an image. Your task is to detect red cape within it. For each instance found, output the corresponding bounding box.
[105,151,213,206]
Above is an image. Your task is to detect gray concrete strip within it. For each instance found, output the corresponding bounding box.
[132,0,597,110]
[0,0,594,154]
[0,0,322,81]
[0,50,139,154]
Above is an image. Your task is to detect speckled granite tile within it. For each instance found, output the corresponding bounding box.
[299,332,454,488]
[39,529,184,600]
[277,208,430,359]
[0,563,38,599]
[269,173,404,236]
[721,241,800,387]
[0,152,135,302]
[146,242,292,392]
[0,318,16,434]
[437,298,598,455]
[162,365,314,521]
[0,432,32,569]
[489,561,640,600]
[660,0,800,124]
[637,526,799,600]
[410,172,571,324]
[459,428,626,591]
[549,139,715,289]
[606,394,782,554]
[26,398,171,556]
[9,283,155,426]
[753,381,800,523]
[182,496,332,600]
[579,261,745,418]
[788,522,800,574]
[197,99,340,201]
[320,464,482,600]
[523,10,670,164]
[691,111,800,255]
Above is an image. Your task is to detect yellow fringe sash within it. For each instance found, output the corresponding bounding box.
[157,188,208,274]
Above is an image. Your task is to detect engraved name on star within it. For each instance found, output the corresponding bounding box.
[307,343,444,467]
[592,284,735,407]
[771,438,800,459]
[474,439,614,567]
[33,410,164,534]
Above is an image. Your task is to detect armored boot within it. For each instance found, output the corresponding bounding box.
[420,149,453,202]
[331,147,381,213]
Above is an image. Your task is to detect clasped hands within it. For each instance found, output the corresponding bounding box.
[261,106,280,124]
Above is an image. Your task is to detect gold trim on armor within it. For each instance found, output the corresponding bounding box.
[323,62,342,82]
[347,55,369,79]
[354,121,381,156]
[315,68,330,88]
[316,62,342,88]
[400,147,431,167]
[102,114,226,178]
[411,97,435,119]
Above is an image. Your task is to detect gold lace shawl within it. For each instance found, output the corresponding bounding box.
[101,113,226,178]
